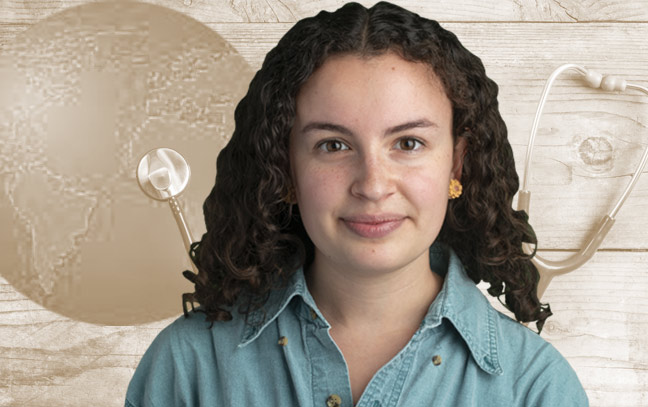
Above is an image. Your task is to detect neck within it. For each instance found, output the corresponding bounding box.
[305,251,443,333]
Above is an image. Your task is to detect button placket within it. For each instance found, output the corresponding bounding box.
[305,323,353,407]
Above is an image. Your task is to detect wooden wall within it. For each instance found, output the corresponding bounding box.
[1,0,647,405]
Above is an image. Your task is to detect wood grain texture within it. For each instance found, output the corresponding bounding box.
[3,0,648,24]
[204,21,648,250]
[554,254,646,407]
[482,251,648,407]
[1,0,647,406]
[0,276,175,406]
[2,252,647,406]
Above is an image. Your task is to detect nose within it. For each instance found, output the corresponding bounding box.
[350,152,395,201]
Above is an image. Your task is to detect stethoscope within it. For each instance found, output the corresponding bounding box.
[518,64,648,299]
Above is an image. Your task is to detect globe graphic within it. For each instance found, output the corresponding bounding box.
[0,1,254,324]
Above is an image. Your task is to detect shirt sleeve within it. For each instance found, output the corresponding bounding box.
[524,356,589,407]
[124,322,196,407]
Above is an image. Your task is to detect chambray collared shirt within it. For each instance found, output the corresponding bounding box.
[125,244,588,406]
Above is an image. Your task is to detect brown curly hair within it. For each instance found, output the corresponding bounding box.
[183,1,551,332]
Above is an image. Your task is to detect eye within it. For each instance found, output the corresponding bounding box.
[395,137,423,151]
[317,139,350,152]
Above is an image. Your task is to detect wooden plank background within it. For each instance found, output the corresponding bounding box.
[1,0,647,406]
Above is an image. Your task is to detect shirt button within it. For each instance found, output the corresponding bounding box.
[278,336,288,346]
[310,307,318,320]
[432,354,442,366]
[326,394,342,407]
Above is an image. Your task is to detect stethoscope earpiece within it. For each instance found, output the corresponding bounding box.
[583,68,627,91]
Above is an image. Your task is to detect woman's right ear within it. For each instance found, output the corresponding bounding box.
[282,186,297,205]
[451,135,468,181]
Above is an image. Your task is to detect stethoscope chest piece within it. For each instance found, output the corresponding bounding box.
[137,148,191,201]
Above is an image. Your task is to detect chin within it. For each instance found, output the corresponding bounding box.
[343,252,418,274]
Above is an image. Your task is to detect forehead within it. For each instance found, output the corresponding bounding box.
[300,52,445,92]
[294,52,451,129]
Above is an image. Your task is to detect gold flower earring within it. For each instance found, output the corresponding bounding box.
[448,178,462,199]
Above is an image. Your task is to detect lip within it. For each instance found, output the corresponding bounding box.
[341,214,406,239]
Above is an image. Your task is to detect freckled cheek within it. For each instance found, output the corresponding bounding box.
[296,165,348,214]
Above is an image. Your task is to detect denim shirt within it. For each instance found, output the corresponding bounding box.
[125,244,588,406]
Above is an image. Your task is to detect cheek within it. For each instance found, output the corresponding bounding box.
[408,152,454,202]
[409,176,446,204]
[402,169,450,227]
[295,164,347,212]
[403,161,448,197]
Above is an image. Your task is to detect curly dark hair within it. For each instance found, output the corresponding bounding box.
[184,1,551,332]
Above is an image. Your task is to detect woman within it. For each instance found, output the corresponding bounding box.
[126,2,588,406]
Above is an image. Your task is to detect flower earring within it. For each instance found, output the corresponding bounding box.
[448,178,462,199]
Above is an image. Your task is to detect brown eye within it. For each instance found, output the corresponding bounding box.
[396,138,422,151]
[318,139,349,152]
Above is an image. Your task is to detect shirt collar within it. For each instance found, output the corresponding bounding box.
[238,242,503,376]
[422,243,503,375]
[238,266,322,347]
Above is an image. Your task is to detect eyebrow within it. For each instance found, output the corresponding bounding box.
[299,119,438,137]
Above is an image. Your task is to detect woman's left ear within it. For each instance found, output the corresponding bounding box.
[451,136,467,180]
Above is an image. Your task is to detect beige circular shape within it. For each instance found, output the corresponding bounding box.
[137,148,191,201]
[0,0,254,324]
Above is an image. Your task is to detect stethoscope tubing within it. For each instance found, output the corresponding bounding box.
[519,64,648,299]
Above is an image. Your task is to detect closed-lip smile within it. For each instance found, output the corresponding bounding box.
[341,214,406,238]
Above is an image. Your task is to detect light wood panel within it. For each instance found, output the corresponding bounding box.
[5,19,641,250]
[0,275,173,406]
[202,21,648,250]
[484,251,648,407]
[1,252,646,406]
[1,1,647,406]
[3,0,648,24]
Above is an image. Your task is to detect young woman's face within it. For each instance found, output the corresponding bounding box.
[289,52,465,275]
